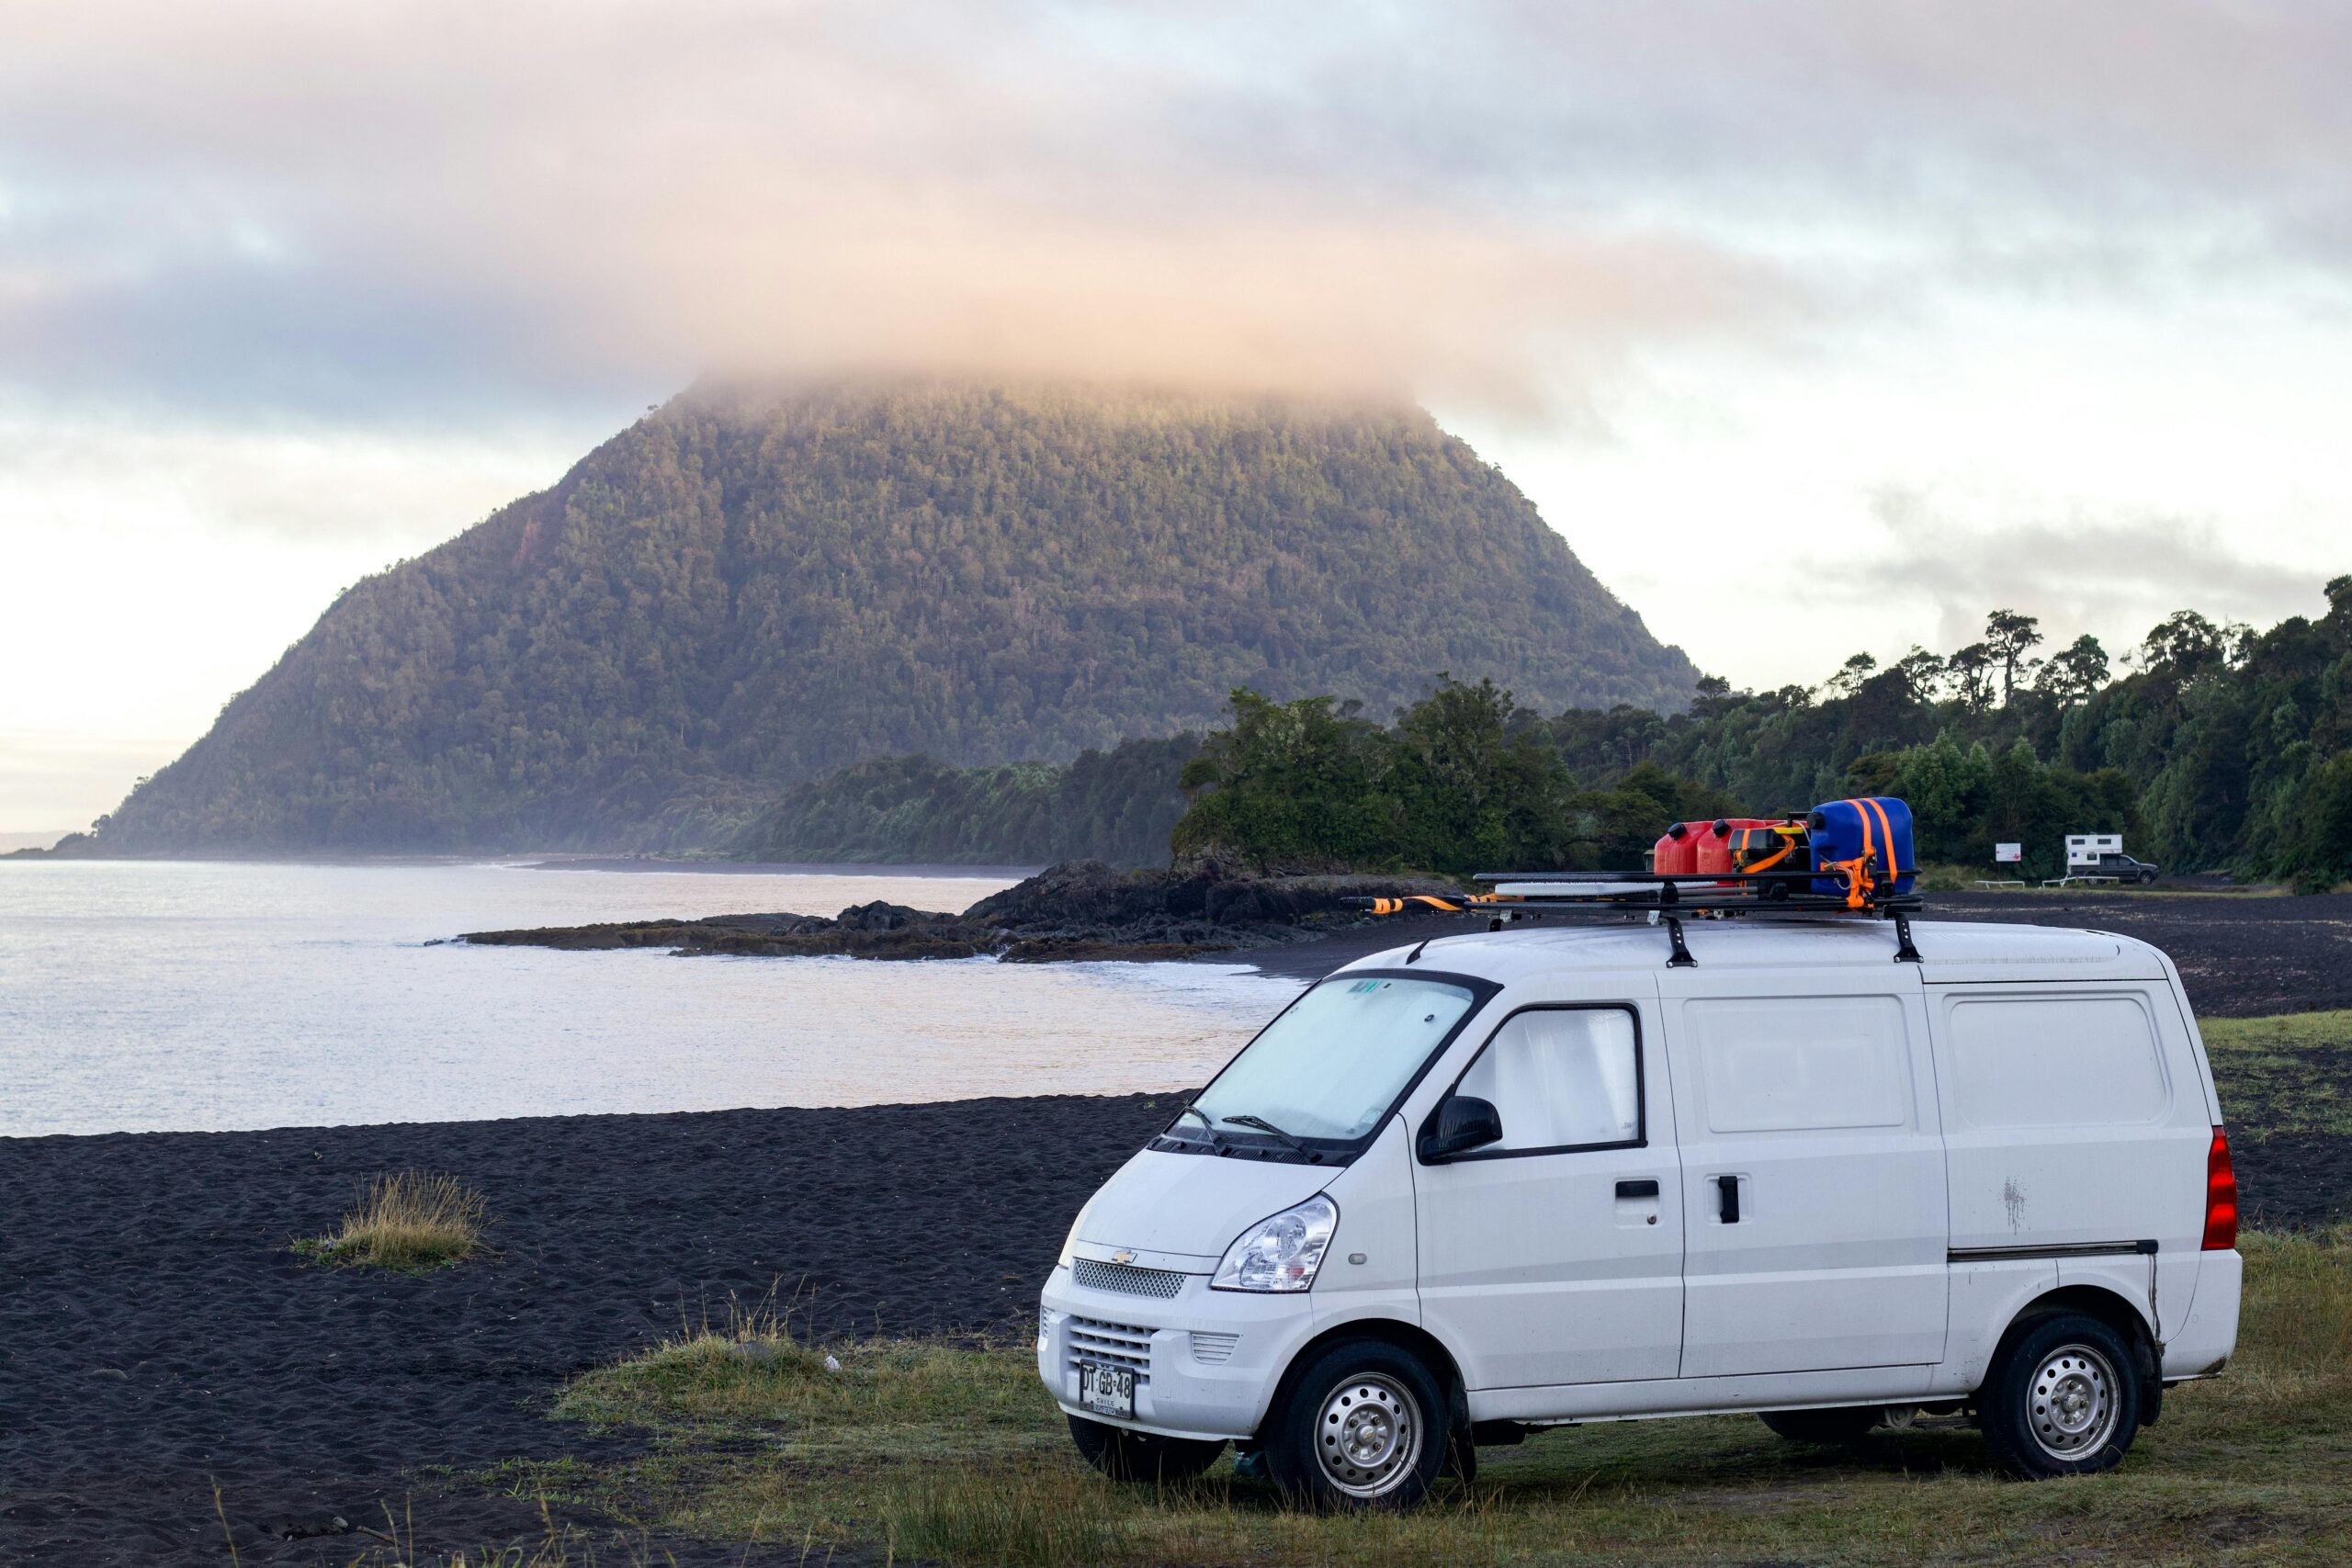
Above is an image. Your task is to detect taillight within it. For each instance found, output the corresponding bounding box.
[2202,1127,2238,1251]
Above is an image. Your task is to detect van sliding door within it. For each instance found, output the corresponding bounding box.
[1657,969,1949,1377]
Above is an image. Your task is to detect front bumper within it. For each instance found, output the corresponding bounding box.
[1037,1262,1317,1440]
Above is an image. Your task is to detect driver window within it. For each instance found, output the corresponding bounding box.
[1456,1008,1641,1152]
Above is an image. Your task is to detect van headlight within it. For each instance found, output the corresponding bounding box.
[1212,1195,1338,1293]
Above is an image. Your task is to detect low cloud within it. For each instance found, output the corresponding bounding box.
[1846,484,2329,656]
[6,2,2350,424]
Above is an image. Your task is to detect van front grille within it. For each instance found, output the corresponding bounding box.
[1190,1331,1239,1364]
[1072,1258,1187,1299]
[1067,1314,1155,1384]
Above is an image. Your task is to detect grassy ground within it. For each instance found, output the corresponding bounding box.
[2204,1011,2352,1140]
[513,1229,2351,1567]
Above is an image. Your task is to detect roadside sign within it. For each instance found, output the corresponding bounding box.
[1995,843,2022,863]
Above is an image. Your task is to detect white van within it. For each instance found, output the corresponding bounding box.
[1037,919,2242,1508]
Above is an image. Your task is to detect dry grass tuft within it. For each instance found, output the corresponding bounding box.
[296,1170,489,1272]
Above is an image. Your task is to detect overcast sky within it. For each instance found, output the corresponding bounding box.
[5,1,2350,833]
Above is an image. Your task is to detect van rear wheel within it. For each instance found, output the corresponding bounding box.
[1979,1313,2143,1478]
[1758,1405,1880,1446]
[1263,1338,1448,1511]
[1066,1416,1225,1483]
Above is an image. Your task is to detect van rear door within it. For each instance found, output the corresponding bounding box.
[1658,966,1950,1377]
[1925,983,2211,1337]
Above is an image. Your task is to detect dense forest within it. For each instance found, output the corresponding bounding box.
[734,736,1198,867]
[89,379,1695,852]
[1170,580,2352,888]
[758,578,2352,888]
[695,576,2352,884]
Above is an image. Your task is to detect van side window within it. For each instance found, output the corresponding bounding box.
[1946,995,2168,1127]
[1687,996,1909,1133]
[1454,1007,1641,1153]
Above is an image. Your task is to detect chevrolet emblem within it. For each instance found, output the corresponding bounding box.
[1112,1249,1136,1266]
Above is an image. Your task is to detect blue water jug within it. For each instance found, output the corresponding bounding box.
[1809,796,1916,897]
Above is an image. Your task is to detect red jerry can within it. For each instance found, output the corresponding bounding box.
[1692,818,1774,878]
[1652,820,1697,875]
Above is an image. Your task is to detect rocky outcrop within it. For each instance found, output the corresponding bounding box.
[457,861,1464,962]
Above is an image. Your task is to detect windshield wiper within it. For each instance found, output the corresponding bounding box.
[1173,1103,1223,1147]
[1220,1113,1308,1155]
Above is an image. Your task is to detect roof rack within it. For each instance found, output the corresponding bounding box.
[1345,867,1924,967]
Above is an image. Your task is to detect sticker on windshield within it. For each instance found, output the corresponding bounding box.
[1349,979,1387,993]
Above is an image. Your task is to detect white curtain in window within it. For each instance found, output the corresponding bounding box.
[1458,1009,1639,1150]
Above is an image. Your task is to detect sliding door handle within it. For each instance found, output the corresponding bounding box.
[1615,1179,1659,1199]
[1715,1174,1741,1224]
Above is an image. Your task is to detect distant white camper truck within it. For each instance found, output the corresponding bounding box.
[2058,834,2161,886]
[1038,921,2242,1508]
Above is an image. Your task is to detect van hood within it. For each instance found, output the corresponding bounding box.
[1072,1149,1334,1271]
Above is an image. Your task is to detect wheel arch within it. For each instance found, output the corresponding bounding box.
[1993,1284,2164,1421]
[1257,1316,1465,1442]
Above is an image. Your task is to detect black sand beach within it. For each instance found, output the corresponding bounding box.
[9,1078,2350,1564]
[0,1095,1173,1565]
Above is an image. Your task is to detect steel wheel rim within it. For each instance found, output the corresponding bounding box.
[1315,1372,1422,1498]
[2027,1343,2119,1460]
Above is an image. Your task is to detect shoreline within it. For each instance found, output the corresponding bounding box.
[2,848,1043,877]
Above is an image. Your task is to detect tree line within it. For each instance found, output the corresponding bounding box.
[1173,578,2351,886]
[774,576,2352,889]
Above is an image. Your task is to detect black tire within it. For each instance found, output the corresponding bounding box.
[1066,1415,1226,1483]
[1758,1405,1881,1446]
[1262,1338,1449,1511]
[2138,869,2158,886]
[1978,1313,2143,1478]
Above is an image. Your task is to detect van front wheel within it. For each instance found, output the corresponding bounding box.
[1979,1313,2143,1478]
[1066,1416,1225,1483]
[1263,1338,1448,1510]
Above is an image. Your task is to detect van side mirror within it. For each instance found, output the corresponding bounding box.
[1420,1094,1504,1161]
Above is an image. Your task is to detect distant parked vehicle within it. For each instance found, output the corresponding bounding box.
[2066,834,2160,885]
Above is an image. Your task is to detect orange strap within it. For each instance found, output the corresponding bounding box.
[1367,894,1517,915]
[1820,855,1871,908]
[1844,797,1877,883]
[1862,797,1906,879]
[1742,844,1793,874]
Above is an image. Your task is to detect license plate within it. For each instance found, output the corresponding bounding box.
[1079,1360,1136,1419]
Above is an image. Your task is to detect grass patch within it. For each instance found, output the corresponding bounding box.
[526,1229,2352,1566]
[294,1170,489,1272]
[2201,1010,2352,1140]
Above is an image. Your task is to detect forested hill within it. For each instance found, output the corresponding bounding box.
[92,380,1695,852]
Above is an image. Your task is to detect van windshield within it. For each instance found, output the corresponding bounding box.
[1182,975,1481,1145]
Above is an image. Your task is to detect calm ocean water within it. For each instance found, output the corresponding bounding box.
[0,860,1303,1137]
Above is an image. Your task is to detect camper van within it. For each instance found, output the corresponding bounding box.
[1037,919,2240,1508]
[2066,834,2162,884]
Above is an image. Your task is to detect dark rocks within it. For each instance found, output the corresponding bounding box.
[458,860,1465,962]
